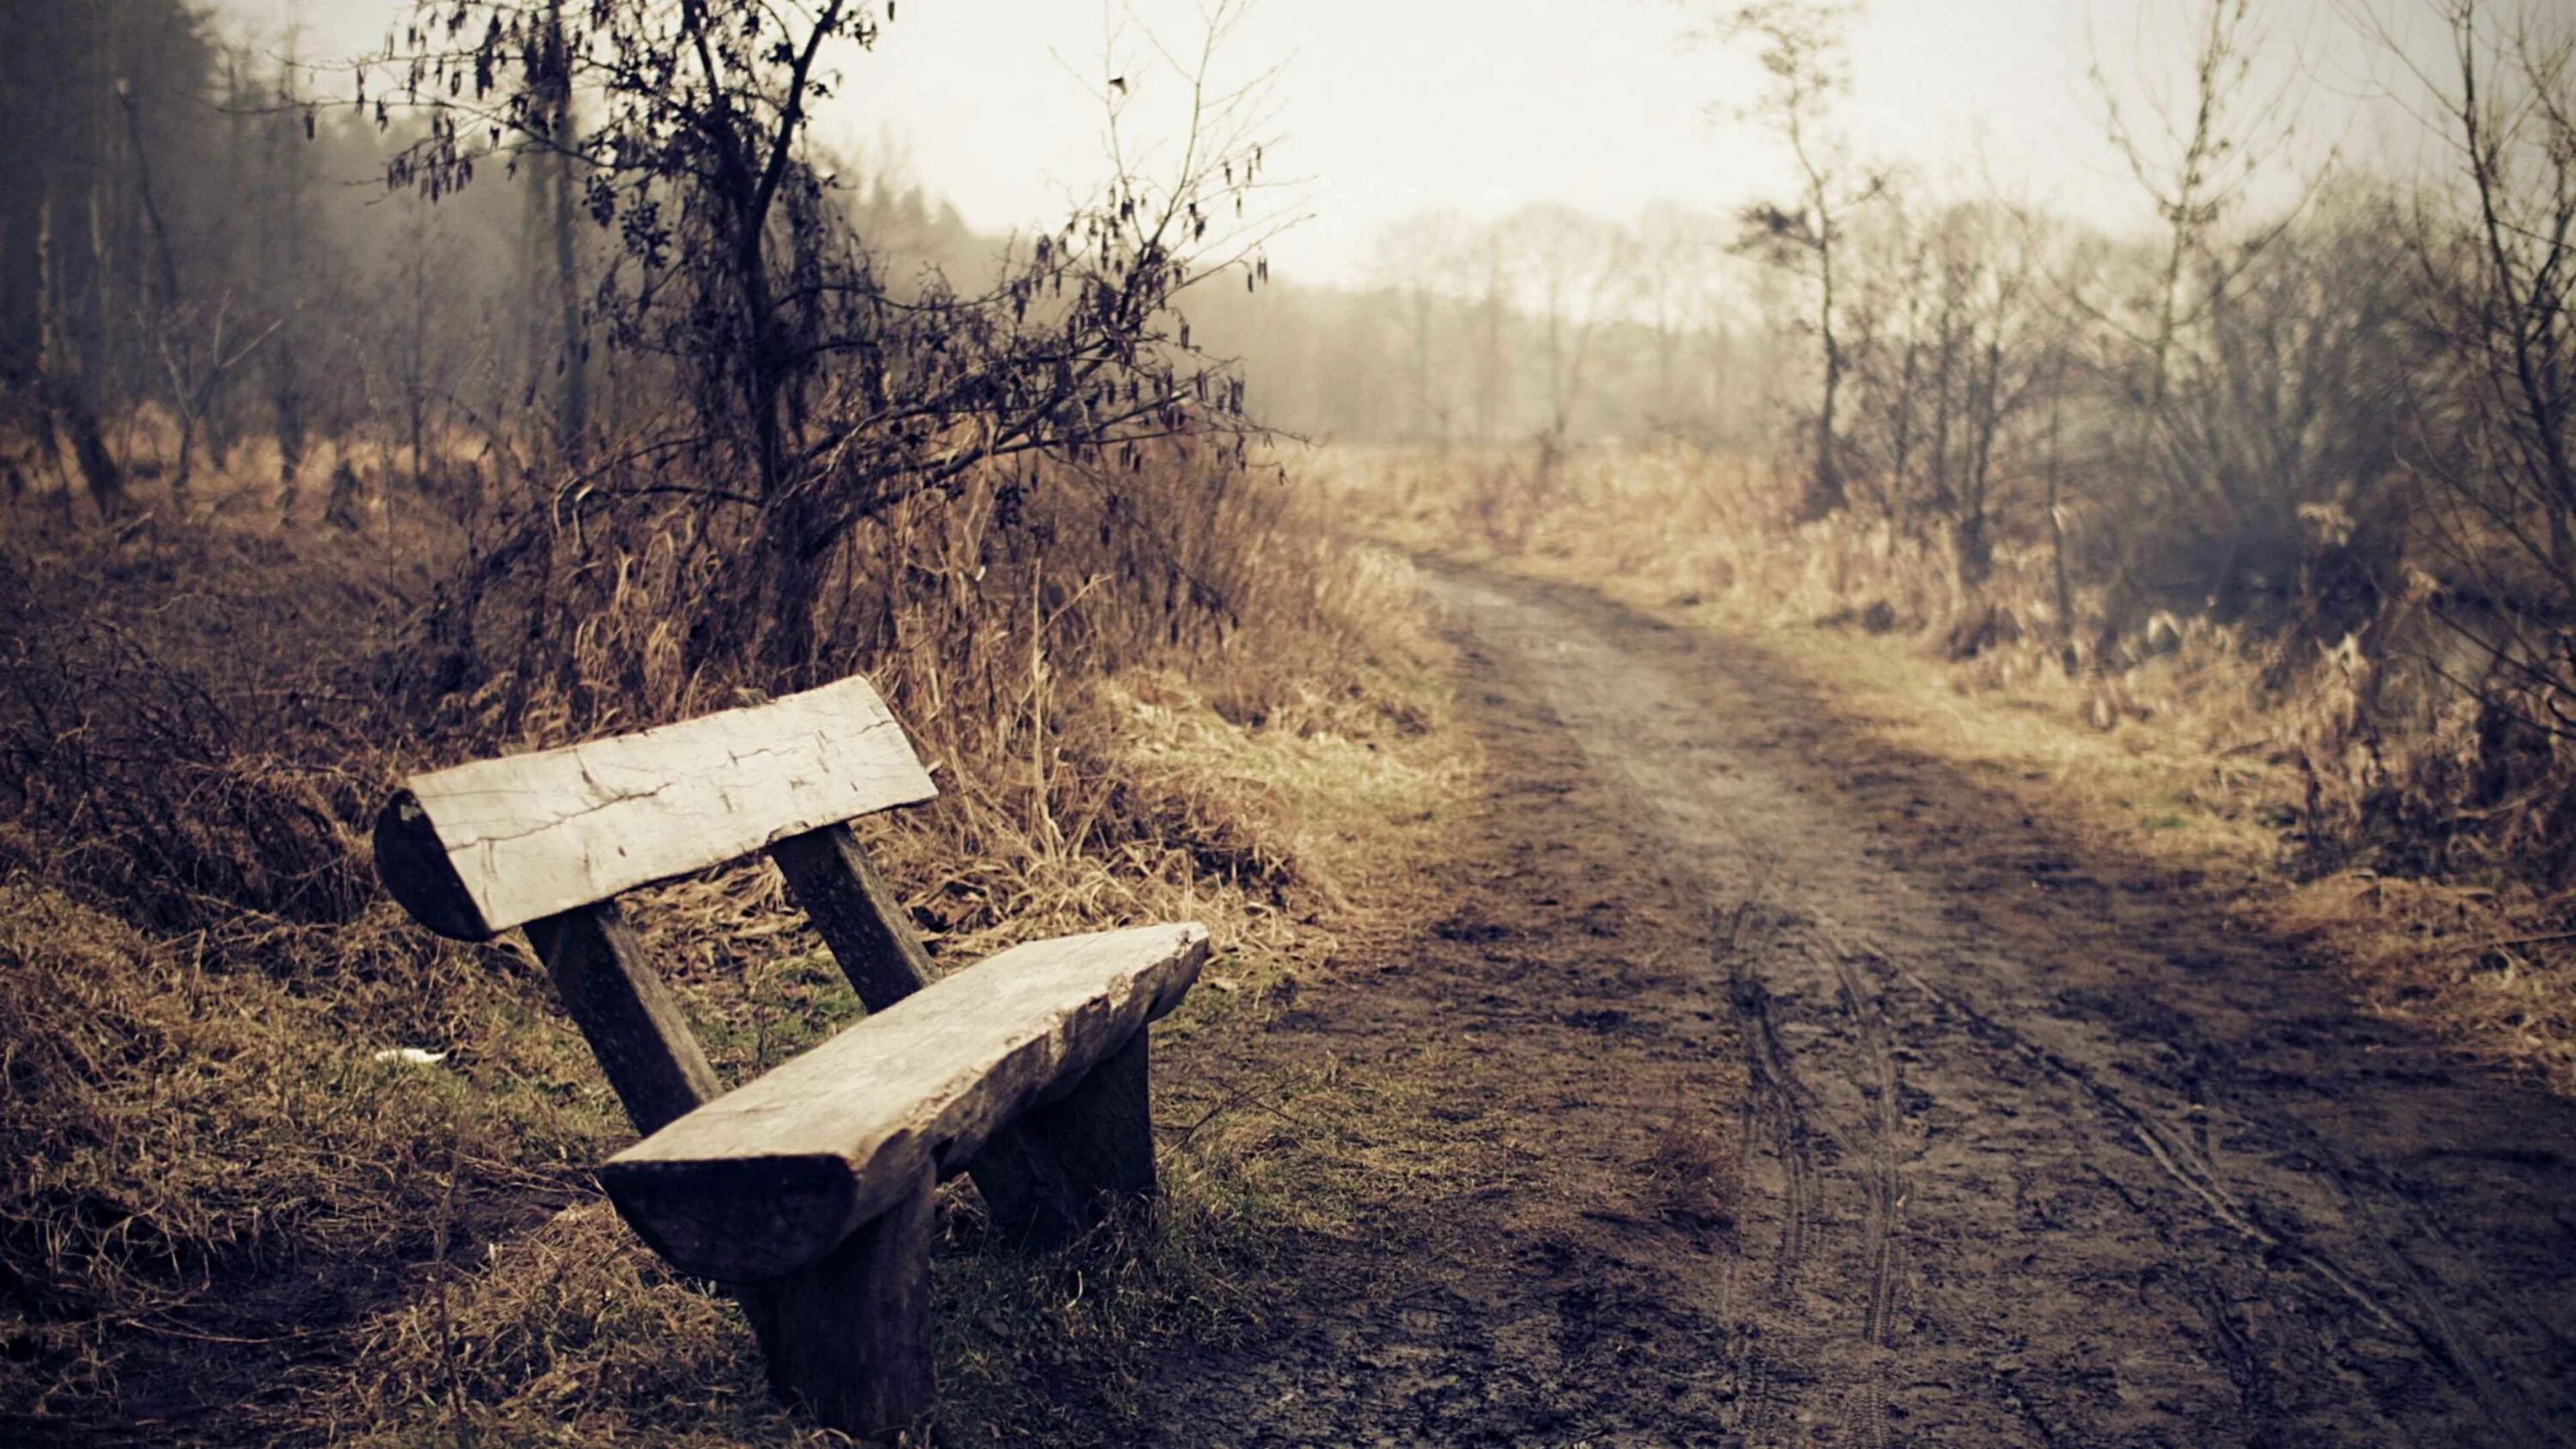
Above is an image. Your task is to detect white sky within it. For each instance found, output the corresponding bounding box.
[216,0,2449,286]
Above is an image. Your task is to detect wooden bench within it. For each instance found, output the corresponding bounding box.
[371,675,1207,1438]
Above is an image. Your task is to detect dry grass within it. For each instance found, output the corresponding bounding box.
[2274,875,2576,1094]
[0,433,1476,1444]
[1641,1120,1741,1234]
[1309,438,2576,1099]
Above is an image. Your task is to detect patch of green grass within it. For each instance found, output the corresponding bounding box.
[689,949,868,1076]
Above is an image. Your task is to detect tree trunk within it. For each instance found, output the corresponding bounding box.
[1476,245,1505,443]
[1955,510,1993,588]
[169,413,196,506]
[1803,239,1846,520]
[406,210,428,492]
[1709,323,1734,440]
[760,488,827,680]
[1545,297,1569,443]
[2046,386,2076,671]
[266,60,307,494]
[58,385,122,519]
[545,0,587,460]
[1886,337,1919,521]
[1654,316,1676,426]
[1804,361,1844,518]
[1411,288,1431,440]
[79,141,126,520]
[35,189,122,518]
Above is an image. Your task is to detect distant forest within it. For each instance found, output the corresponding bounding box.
[0,0,1804,476]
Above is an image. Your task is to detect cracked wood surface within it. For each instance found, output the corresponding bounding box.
[374,676,936,939]
[598,923,1208,1282]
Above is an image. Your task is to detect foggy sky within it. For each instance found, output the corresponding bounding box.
[213,0,2446,286]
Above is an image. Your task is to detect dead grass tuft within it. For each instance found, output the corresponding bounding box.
[318,1204,792,1447]
[1642,1121,1740,1234]
[0,880,611,1424]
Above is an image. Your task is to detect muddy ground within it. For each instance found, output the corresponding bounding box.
[1148,567,2576,1447]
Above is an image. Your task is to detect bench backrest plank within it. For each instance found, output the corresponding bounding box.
[597,922,1209,1282]
[374,676,936,940]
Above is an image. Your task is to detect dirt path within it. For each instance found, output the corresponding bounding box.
[1152,567,2576,1447]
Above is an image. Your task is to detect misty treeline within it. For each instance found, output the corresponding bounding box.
[2,0,1285,698]
[0,0,1402,964]
[1193,202,1788,449]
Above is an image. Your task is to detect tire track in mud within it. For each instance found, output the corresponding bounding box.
[1428,567,2576,1447]
[1722,937,1825,1444]
[1818,934,1906,1358]
[1892,956,2549,1447]
[1722,918,1909,1447]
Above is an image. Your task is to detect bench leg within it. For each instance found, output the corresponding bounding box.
[742,1161,937,1440]
[975,1032,1158,1246]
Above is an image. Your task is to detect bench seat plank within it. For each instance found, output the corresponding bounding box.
[598,923,1208,1282]
[374,676,937,939]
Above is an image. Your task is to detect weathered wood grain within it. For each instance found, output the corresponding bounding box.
[523,901,721,1136]
[741,1161,938,1440]
[374,676,936,940]
[598,923,1207,1282]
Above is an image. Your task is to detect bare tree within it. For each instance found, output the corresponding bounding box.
[147,295,276,509]
[1367,209,1470,441]
[1837,200,1929,520]
[2382,0,2576,734]
[1713,0,1883,519]
[1457,223,1514,444]
[2088,0,2312,409]
[2066,0,2327,627]
[1838,196,2057,583]
[373,185,465,498]
[1629,201,1729,431]
[0,0,191,520]
[382,0,1284,675]
[259,52,313,500]
[1498,203,1627,447]
[1929,202,2050,586]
